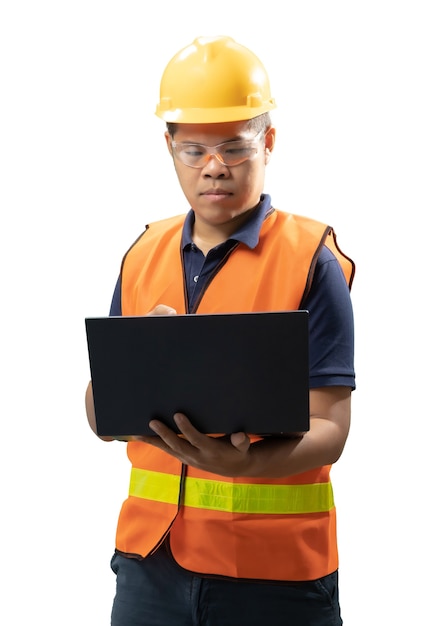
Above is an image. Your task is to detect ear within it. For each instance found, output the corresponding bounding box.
[165,131,174,156]
[264,126,276,164]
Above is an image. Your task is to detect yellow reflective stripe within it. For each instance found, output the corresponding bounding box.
[184,477,334,514]
[129,468,181,505]
[129,469,334,514]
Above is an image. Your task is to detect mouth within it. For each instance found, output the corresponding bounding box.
[201,188,232,197]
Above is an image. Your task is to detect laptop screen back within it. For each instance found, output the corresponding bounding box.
[85,311,310,437]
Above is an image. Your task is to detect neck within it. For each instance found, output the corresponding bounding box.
[192,207,255,254]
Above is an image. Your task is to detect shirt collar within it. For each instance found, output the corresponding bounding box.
[181,193,273,250]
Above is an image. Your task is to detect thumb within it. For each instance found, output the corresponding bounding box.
[230,432,250,453]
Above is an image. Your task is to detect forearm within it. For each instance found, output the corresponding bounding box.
[241,386,351,477]
[243,416,349,478]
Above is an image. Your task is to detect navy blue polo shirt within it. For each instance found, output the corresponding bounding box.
[110,194,355,390]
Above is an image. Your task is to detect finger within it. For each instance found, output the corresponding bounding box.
[173,413,207,447]
[147,420,190,456]
[148,419,177,440]
[147,304,177,316]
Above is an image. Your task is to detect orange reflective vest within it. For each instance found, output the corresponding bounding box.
[116,209,355,581]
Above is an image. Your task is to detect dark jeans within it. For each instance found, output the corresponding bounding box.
[110,542,343,626]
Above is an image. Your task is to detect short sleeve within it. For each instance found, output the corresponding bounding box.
[109,275,122,316]
[303,246,356,389]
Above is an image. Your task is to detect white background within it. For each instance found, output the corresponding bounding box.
[1,1,438,624]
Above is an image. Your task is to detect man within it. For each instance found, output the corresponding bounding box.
[86,35,355,626]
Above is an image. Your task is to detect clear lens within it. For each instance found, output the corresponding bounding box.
[172,131,264,168]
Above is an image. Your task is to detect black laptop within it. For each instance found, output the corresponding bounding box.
[85,310,310,437]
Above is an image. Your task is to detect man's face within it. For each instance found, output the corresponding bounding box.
[165,120,275,229]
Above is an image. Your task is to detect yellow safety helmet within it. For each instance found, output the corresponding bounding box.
[155,36,276,124]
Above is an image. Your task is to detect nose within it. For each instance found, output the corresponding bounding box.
[201,153,230,177]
